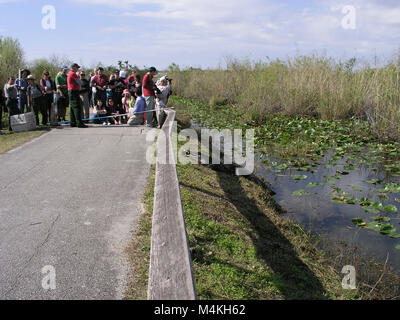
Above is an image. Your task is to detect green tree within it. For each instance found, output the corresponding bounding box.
[28,55,72,80]
[0,36,25,86]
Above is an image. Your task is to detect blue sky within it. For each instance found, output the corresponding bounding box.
[0,0,399,69]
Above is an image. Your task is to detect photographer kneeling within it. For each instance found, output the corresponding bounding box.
[155,75,172,128]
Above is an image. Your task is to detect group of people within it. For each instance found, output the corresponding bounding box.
[0,64,172,133]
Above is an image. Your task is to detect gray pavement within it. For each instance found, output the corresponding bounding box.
[0,125,152,299]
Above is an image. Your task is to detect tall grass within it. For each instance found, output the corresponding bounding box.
[169,56,400,140]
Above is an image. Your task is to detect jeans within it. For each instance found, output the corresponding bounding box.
[18,94,29,113]
[79,92,90,120]
[144,95,155,126]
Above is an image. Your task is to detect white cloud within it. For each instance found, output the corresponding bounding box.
[69,0,400,67]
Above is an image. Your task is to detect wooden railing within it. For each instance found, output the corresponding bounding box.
[147,109,197,300]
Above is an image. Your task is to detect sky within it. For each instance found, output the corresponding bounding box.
[0,0,400,69]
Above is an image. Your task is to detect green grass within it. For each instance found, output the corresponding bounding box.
[1,107,52,154]
[124,165,155,300]
[0,128,50,154]
[0,106,73,154]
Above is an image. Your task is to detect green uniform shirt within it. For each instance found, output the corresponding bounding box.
[55,73,68,97]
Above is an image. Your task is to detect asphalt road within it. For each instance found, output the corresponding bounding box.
[0,125,151,299]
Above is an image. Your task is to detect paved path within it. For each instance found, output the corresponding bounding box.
[0,125,151,299]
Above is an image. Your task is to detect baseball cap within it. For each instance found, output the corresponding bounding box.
[148,67,157,72]
[71,63,81,69]
[61,65,68,70]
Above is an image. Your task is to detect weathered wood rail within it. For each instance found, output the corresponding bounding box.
[147,109,197,300]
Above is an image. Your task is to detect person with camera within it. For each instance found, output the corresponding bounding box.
[155,75,172,128]
[109,70,127,114]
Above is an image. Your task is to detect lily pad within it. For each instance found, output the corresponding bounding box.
[344,164,356,170]
[384,205,398,213]
[363,207,379,214]
[366,221,381,232]
[379,183,400,194]
[379,224,396,235]
[307,182,323,188]
[379,193,390,201]
[292,174,308,181]
[352,218,367,227]
[374,215,390,222]
[364,179,383,185]
[359,198,373,207]
[292,189,310,197]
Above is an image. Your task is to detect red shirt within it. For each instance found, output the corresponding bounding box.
[92,74,109,88]
[142,73,154,97]
[67,71,80,91]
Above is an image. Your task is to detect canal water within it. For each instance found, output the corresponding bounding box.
[254,152,400,273]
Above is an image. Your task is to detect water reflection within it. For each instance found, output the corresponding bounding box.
[255,153,400,272]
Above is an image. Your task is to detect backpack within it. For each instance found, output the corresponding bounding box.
[31,84,43,99]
